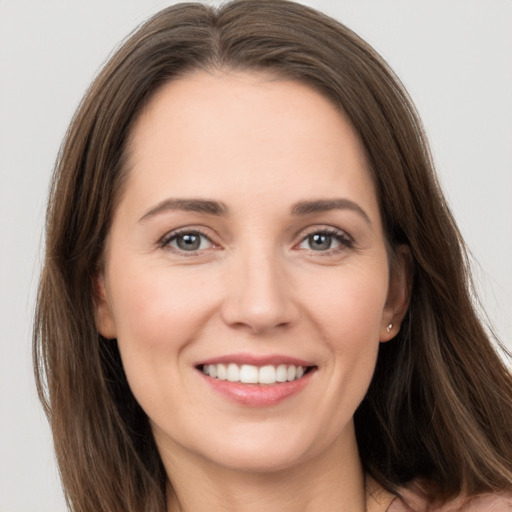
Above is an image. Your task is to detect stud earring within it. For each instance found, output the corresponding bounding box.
[386,323,393,333]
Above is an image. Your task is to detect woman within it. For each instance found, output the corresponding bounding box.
[33,1,512,510]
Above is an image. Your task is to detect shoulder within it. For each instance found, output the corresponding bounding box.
[387,487,512,512]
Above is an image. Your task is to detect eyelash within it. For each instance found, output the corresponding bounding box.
[296,227,354,254]
[159,228,214,254]
[158,226,354,255]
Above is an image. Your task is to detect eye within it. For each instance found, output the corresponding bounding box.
[297,229,353,252]
[162,230,214,252]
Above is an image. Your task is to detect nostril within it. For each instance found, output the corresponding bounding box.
[220,270,299,333]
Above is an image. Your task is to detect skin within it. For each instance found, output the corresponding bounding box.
[95,70,409,512]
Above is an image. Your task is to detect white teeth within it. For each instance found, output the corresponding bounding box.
[226,363,239,382]
[201,363,309,384]
[240,364,259,384]
[276,364,288,382]
[217,363,227,380]
[259,365,276,384]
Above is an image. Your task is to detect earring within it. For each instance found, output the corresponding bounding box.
[386,323,393,333]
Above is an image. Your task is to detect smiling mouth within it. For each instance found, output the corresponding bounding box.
[198,363,315,385]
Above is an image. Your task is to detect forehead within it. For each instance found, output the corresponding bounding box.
[130,69,361,155]
[122,70,378,217]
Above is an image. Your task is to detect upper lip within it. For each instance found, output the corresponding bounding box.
[196,353,315,367]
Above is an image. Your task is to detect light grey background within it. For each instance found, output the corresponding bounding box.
[1,1,511,510]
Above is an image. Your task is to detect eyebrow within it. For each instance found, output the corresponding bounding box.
[291,198,371,224]
[139,197,370,224]
[139,198,228,222]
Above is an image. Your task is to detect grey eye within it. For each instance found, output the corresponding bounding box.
[307,233,334,251]
[298,230,348,252]
[177,233,201,251]
[167,232,212,251]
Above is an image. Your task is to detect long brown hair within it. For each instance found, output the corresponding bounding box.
[34,1,512,510]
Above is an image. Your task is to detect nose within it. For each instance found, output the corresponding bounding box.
[220,249,299,335]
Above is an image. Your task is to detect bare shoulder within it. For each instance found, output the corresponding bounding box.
[386,486,512,512]
[366,476,397,512]
[457,493,512,511]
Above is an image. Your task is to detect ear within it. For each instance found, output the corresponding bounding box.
[380,245,413,342]
[93,270,117,339]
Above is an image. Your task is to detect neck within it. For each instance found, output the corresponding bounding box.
[161,424,369,512]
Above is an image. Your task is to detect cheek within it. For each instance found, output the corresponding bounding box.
[110,264,214,345]
[302,262,388,408]
[106,265,217,400]
[304,262,389,346]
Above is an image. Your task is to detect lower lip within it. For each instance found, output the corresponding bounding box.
[199,370,315,407]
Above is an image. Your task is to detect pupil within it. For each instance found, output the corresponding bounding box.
[310,233,331,250]
[177,234,200,251]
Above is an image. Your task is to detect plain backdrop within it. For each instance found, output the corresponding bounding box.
[1,1,511,510]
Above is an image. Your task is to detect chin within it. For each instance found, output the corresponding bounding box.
[203,441,314,474]
[188,420,348,475]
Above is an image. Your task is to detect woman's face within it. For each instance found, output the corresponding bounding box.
[96,71,408,474]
